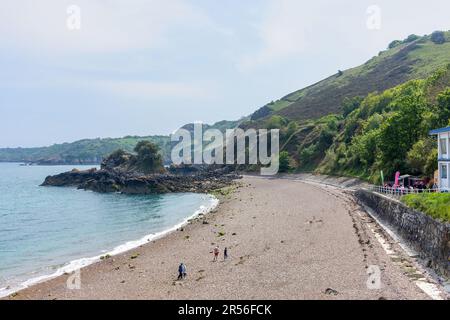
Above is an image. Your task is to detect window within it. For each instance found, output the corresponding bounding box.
[441,164,448,179]
[440,138,447,155]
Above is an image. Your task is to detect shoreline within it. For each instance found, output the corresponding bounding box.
[0,193,219,298]
[5,176,434,300]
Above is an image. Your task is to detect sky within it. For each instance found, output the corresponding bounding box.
[1,0,450,147]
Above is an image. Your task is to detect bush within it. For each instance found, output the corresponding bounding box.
[404,34,419,43]
[266,115,287,129]
[342,96,363,117]
[401,193,450,222]
[388,40,402,49]
[431,31,446,44]
[134,141,163,173]
[406,138,437,175]
[278,151,290,173]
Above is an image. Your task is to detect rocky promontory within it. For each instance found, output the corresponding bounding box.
[40,146,241,195]
[41,165,240,194]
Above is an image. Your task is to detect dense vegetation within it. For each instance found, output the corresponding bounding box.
[401,193,450,222]
[239,32,450,183]
[102,140,164,174]
[255,65,450,183]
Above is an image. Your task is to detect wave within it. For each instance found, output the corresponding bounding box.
[0,195,219,298]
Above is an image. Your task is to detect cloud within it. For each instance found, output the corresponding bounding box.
[0,0,211,53]
[238,0,310,70]
[90,79,211,100]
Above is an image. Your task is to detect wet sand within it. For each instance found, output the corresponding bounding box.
[7,176,431,300]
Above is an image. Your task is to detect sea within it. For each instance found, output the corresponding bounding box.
[0,162,217,297]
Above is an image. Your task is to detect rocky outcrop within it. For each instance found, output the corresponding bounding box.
[41,165,240,194]
[355,189,450,277]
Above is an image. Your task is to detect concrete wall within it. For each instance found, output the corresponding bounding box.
[355,189,450,277]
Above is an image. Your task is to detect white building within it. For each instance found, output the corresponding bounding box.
[430,126,450,190]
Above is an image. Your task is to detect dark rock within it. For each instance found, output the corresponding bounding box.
[41,164,241,195]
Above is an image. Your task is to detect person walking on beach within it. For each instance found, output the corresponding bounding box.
[178,263,185,280]
[182,263,187,278]
[213,246,219,262]
[224,247,228,260]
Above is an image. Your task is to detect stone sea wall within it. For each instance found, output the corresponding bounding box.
[355,189,450,277]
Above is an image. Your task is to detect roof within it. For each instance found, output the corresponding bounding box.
[429,126,450,135]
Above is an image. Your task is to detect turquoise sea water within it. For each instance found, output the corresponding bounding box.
[0,163,216,295]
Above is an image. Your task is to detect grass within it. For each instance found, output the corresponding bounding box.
[401,193,450,223]
[408,40,450,77]
[210,185,237,198]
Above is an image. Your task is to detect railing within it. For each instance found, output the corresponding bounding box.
[370,185,446,198]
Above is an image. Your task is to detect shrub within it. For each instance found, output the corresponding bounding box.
[278,151,291,173]
[404,34,419,43]
[134,141,163,174]
[431,31,446,44]
[401,193,450,222]
[388,40,402,49]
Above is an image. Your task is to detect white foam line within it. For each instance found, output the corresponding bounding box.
[0,195,219,298]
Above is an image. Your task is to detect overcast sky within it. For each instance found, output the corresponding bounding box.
[1,0,449,147]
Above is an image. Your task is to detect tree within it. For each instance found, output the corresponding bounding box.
[404,34,419,43]
[342,96,363,117]
[278,151,290,173]
[431,31,446,44]
[437,88,450,126]
[406,138,437,175]
[266,115,286,129]
[134,140,163,174]
[388,40,402,49]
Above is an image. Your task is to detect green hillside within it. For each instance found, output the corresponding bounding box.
[250,31,450,123]
[0,136,171,165]
[241,31,450,181]
[0,118,246,165]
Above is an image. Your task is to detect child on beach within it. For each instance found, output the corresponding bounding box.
[213,246,219,262]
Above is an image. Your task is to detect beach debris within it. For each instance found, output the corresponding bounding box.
[202,220,209,225]
[196,276,205,281]
[100,254,111,260]
[130,253,140,260]
[120,280,126,284]
[185,235,190,240]
[324,288,339,296]
[198,270,205,273]
[114,267,120,271]
[179,228,184,232]
[232,232,237,236]
[128,264,136,270]
[217,231,226,237]
[10,292,18,298]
